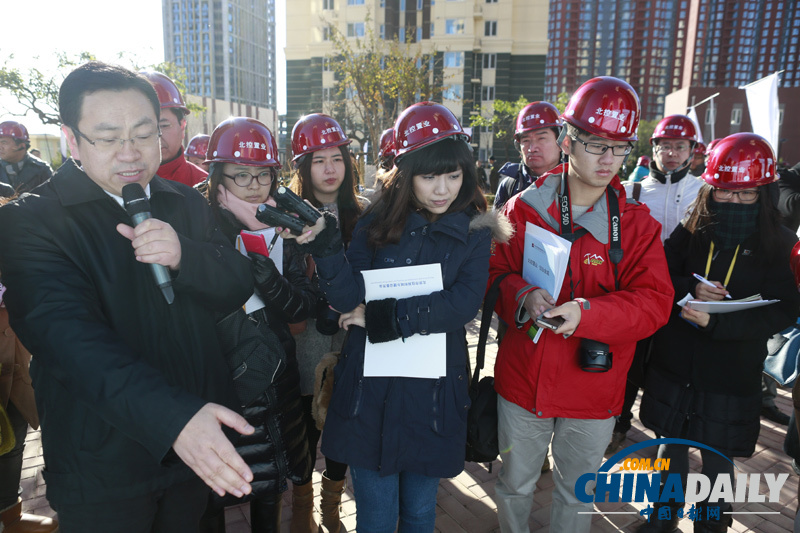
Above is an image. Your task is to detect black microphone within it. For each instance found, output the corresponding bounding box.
[121,183,175,305]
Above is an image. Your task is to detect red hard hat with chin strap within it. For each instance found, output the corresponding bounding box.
[139,71,190,113]
[561,77,640,142]
[393,101,470,160]
[0,121,29,142]
[701,133,776,190]
[206,117,280,167]
[694,142,707,156]
[186,134,210,159]
[291,114,351,163]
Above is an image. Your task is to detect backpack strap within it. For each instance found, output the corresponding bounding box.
[474,272,511,386]
[633,182,642,202]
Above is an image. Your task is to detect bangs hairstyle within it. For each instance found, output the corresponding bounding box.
[205,162,278,213]
[683,182,784,263]
[288,144,362,243]
[365,137,487,248]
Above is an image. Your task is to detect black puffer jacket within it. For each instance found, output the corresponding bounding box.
[209,207,318,506]
[640,223,800,457]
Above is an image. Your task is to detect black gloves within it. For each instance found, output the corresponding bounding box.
[249,252,281,292]
[365,298,401,344]
[296,212,343,258]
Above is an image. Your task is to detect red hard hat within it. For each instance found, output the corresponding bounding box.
[378,128,396,161]
[707,138,722,153]
[694,142,707,156]
[393,101,470,160]
[791,241,800,291]
[0,121,29,142]
[139,71,190,113]
[291,113,351,162]
[515,101,562,139]
[637,155,651,167]
[206,117,280,167]
[701,133,776,190]
[650,114,698,145]
[186,134,210,159]
[562,77,639,142]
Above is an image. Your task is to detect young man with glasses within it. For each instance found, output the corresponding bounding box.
[140,71,208,187]
[489,77,673,533]
[0,62,257,532]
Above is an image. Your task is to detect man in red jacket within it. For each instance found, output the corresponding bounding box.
[489,77,674,533]
[141,71,207,187]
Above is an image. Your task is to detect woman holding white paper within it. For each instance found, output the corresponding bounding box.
[202,117,317,533]
[638,133,800,533]
[288,102,511,532]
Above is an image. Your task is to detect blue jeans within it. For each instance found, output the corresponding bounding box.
[350,467,439,533]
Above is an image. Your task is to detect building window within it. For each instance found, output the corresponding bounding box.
[323,0,334,9]
[442,85,463,100]
[704,106,716,124]
[322,57,332,72]
[445,19,465,34]
[730,107,742,126]
[485,21,497,36]
[348,22,365,37]
[482,86,495,101]
[486,0,497,3]
[417,0,423,8]
[430,22,434,36]
[380,24,385,39]
[444,51,464,67]
[323,27,332,41]
[482,53,497,69]
[347,0,364,4]
[416,27,422,41]
[323,88,333,101]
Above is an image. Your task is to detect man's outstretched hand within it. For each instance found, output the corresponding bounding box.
[173,403,255,498]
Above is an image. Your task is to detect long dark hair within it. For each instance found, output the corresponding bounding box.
[288,144,362,243]
[683,182,784,262]
[365,137,487,248]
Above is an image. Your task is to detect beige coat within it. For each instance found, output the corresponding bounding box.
[0,308,38,429]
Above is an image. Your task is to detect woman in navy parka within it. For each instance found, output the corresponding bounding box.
[290,102,511,532]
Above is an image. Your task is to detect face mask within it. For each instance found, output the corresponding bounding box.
[710,199,760,250]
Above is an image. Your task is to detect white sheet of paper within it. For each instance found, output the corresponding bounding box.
[361,264,446,379]
[235,228,283,314]
[676,292,779,314]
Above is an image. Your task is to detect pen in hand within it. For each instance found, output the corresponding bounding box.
[267,232,280,255]
[692,273,732,299]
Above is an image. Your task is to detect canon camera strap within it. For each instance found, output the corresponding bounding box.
[558,178,623,291]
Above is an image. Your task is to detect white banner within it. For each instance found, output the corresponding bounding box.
[742,73,780,153]
[687,107,704,145]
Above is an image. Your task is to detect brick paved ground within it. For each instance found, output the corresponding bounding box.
[20,314,800,532]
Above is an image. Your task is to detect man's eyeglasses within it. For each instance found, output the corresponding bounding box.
[570,137,632,157]
[712,188,759,203]
[223,171,274,188]
[656,143,691,154]
[71,126,161,153]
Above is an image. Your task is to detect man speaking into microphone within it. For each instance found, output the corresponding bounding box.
[0,62,255,532]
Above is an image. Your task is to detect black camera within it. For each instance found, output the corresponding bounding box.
[315,296,341,336]
[579,339,612,373]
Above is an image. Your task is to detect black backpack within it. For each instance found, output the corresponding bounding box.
[465,273,509,465]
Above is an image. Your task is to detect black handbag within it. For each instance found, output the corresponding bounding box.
[465,273,509,465]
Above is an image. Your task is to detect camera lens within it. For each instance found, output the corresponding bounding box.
[579,339,613,373]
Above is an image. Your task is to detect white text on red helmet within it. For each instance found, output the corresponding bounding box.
[595,108,627,122]
[404,120,432,137]
[239,141,268,150]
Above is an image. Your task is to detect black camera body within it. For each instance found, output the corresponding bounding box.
[315,296,341,335]
[254,187,322,235]
[579,339,613,373]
